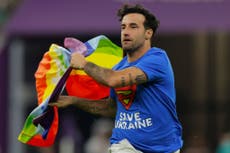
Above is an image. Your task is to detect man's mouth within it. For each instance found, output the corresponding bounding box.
[123,39,132,43]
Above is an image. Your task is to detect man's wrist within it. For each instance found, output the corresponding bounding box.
[83,61,88,69]
[83,61,89,70]
[70,96,77,105]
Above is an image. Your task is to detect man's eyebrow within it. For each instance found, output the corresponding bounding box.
[121,22,138,26]
[130,23,138,26]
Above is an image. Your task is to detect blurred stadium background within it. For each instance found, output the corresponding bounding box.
[0,0,230,153]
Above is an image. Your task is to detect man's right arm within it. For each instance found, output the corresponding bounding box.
[49,96,117,117]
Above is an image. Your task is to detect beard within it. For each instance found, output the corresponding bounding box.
[123,47,134,53]
[122,42,143,54]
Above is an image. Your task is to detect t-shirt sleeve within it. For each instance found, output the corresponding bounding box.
[135,52,168,81]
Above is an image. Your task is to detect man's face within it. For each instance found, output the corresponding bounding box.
[121,13,147,53]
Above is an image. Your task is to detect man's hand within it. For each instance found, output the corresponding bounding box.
[70,52,87,69]
[49,96,75,108]
[49,95,116,117]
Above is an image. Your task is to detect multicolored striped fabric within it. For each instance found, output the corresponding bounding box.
[18,44,71,147]
[66,35,123,99]
[18,35,123,147]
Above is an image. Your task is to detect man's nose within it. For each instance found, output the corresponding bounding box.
[122,28,130,36]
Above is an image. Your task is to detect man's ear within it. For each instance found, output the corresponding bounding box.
[145,29,153,40]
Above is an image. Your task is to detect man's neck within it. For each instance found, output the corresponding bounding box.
[127,44,151,63]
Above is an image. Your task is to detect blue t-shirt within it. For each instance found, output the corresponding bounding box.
[110,47,183,153]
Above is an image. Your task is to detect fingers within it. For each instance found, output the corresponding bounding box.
[48,96,73,108]
[48,102,66,109]
[48,103,59,107]
[70,52,87,69]
[70,63,82,70]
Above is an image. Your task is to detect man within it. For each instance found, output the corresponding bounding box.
[49,4,183,153]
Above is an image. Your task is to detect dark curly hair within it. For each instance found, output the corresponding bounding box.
[117,4,159,36]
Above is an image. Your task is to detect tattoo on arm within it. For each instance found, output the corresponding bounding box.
[121,76,126,86]
[129,73,133,85]
[119,73,146,87]
[92,98,117,117]
[135,74,146,84]
[75,97,117,117]
[84,62,147,87]
[84,62,111,86]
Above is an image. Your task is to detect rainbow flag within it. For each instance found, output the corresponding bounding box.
[66,35,123,99]
[18,35,123,147]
